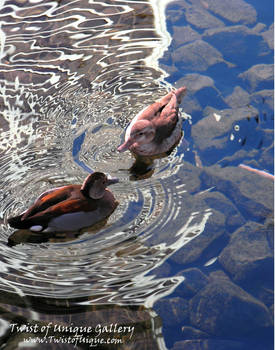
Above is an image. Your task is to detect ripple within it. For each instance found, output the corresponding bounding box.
[0,0,208,307]
[1,170,210,305]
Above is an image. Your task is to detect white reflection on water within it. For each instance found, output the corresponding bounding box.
[0,0,209,307]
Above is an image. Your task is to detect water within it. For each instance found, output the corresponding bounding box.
[0,0,273,349]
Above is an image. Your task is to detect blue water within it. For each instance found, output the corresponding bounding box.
[156,0,274,349]
[0,0,273,349]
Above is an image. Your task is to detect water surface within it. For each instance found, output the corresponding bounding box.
[0,0,273,349]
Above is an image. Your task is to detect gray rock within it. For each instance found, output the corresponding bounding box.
[260,127,274,146]
[259,144,274,171]
[215,145,272,175]
[224,86,250,108]
[179,93,202,116]
[176,74,221,116]
[257,287,274,309]
[219,221,274,286]
[200,191,245,232]
[181,326,209,339]
[174,161,203,194]
[252,22,267,34]
[205,0,257,24]
[170,206,228,266]
[250,89,274,113]
[177,73,215,95]
[166,3,186,25]
[185,5,224,29]
[209,269,231,282]
[172,25,201,48]
[172,339,249,350]
[149,260,172,278]
[175,268,209,298]
[191,105,259,158]
[154,297,189,325]
[169,0,225,29]
[265,216,274,248]
[172,40,224,72]
[159,62,178,76]
[177,74,225,113]
[203,25,267,66]
[200,166,274,222]
[190,279,272,336]
[239,64,274,91]
[262,23,274,50]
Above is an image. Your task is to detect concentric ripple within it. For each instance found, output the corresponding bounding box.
[0,0,209,307]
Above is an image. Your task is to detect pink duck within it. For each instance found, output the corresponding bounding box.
[118,87,186,156]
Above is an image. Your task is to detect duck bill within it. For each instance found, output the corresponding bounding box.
[117,138,134,152]
[107,176,119,185]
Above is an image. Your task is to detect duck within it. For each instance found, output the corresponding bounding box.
[7,172,119,233]
[117,86,186,156]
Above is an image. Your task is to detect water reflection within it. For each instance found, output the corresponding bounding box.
[0,0,205,311]
[0,290,162,349]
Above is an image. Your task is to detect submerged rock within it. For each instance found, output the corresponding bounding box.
[189,279,272,337]
[200,166,274,222]
[239,64,274,91]
[259,142,274,171]
[205,0,257,24]
[172,40,224,72]
[175,268,209,298]
[252,22,267,34]
[224,86,250,108]
[203,25,268,66]
[199,191,245,232]
[148,260,172,278]
[154,297,189,326]
[172,25,201,48]
[262,23,274,50]
[177,73,215,95]
[178,93,202,116]
[181,326,209,340]
[250,89,274,114]
[170,205,228,265]
[175,74,222,117]
[218,221,274,286]
[191,105,259,160]
[166,2,185,25]
[257,286,274,309]
[184,5,224,29]
[209,269,231,282]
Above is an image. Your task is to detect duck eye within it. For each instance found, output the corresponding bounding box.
[139,132,143,136]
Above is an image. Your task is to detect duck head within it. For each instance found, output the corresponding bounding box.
[81,172,118,199]
[117,120,155,153]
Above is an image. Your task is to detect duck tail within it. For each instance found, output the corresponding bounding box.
[174,86,186,103]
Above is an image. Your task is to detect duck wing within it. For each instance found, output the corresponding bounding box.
[136,92,173,122]
[21,185,78,221]
[8,197,97,230]
[137,87,186,122]
[152,93,180,141]
[29,198,97,221]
